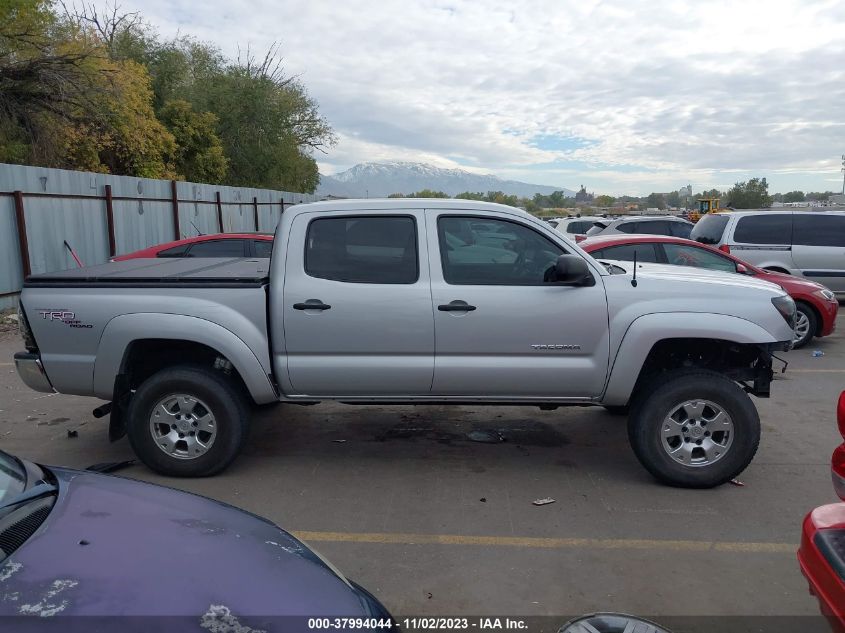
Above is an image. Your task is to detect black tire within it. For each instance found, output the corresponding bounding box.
[628,369,760,488]
[792,302,818,349]
[126,365,250,477]
[603,405,629,416]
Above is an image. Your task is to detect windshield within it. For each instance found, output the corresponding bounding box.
[690,214,730,244]
[0,452,27,505]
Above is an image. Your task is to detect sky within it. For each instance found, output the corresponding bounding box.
[125,0,845,196]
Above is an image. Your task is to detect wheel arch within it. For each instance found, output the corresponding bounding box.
[602,313,779,406]
[94,313,277,405]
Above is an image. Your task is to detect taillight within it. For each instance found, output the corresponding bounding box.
[838,391,845,439]
[719,244,731,254]
[575,235,586,243]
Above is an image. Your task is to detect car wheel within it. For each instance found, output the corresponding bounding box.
[127,365,249,477]
[628,369,760,488]
[792,302,817,349]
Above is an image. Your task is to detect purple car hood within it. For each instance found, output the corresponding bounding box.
[0,467,366,619]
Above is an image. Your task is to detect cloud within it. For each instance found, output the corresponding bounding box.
[125,0,845,195]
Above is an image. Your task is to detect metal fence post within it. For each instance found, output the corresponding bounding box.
[170,180,181,238]
[104,184,116,257]
[216,191,224,233]
[253,196,260,231]
[13,191,31,279]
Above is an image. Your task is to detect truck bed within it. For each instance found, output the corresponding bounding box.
[24,258,269,288]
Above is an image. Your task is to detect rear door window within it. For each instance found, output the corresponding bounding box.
[566,220,594,234]
[733,214,793,245]
[793,215,845,247]
[662,244,737,272]
[635,221,672,235]
[186,239,247,257]
[305,216,418,284]
[590,243,659,263]
[690,214,730,244]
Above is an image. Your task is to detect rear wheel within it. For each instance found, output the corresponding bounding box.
[628,369,760,488]
[127,365,250,477]
[792,302,817,349]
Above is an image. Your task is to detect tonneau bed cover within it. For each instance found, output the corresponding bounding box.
[24,258,269,287]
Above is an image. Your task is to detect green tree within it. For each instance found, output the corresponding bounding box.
[645,192,666,210]
[409,189,448,198]
[594,194,615,207]
[158,99,227,183]
[0,0,176,177]
[726,178,772,208]
[782,190,805,203]
[666,191,681,208]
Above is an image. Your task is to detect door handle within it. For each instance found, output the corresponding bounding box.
[293,301,331,311]
[438,302,476,312]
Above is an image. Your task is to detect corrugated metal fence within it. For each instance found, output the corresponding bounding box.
[0,163,319,309]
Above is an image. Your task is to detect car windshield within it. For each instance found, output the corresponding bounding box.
[0,452,27,505]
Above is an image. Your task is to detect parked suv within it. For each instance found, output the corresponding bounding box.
[548,216,605,239]
[585,216,693,239]
[691,210,845,298]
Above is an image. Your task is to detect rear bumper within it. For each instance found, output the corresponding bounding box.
[799,504,845,632]
[14,352,54,393]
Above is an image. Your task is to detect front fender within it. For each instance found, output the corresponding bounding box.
[93,313,277,404]
[601,312,779,406]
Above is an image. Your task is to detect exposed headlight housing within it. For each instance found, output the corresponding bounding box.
[771,294,797,329]
[815,288,836,302]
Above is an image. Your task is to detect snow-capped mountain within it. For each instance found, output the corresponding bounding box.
[317,162,575,199]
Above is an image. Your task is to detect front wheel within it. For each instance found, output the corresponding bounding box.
[126,365,250,477]
[628,369,760,488]
[792,302,817,349]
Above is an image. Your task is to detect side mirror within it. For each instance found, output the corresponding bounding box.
[554,254,595,286]
[736,263,750,274]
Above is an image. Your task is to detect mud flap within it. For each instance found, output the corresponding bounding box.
[108,374,130,442]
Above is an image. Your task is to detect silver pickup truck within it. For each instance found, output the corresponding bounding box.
[14,199,795,487]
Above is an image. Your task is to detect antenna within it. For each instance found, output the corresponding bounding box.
[631,251,638,287]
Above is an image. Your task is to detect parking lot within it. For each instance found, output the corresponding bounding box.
[1,314,842,625]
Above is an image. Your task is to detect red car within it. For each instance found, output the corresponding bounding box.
[798,391,845,632]
[112,233,273,261]
[580,234,838,349]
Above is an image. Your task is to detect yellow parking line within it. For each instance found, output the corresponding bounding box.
[292,530,795,554]
[0,363,13,367]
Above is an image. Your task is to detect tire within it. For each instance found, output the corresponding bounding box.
[792,302,817,349]
[126,365,250,477]
[603,405,629,416]
[627,369,760,488]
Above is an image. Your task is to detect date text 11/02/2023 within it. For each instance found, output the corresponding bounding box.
[307,618,529,630]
